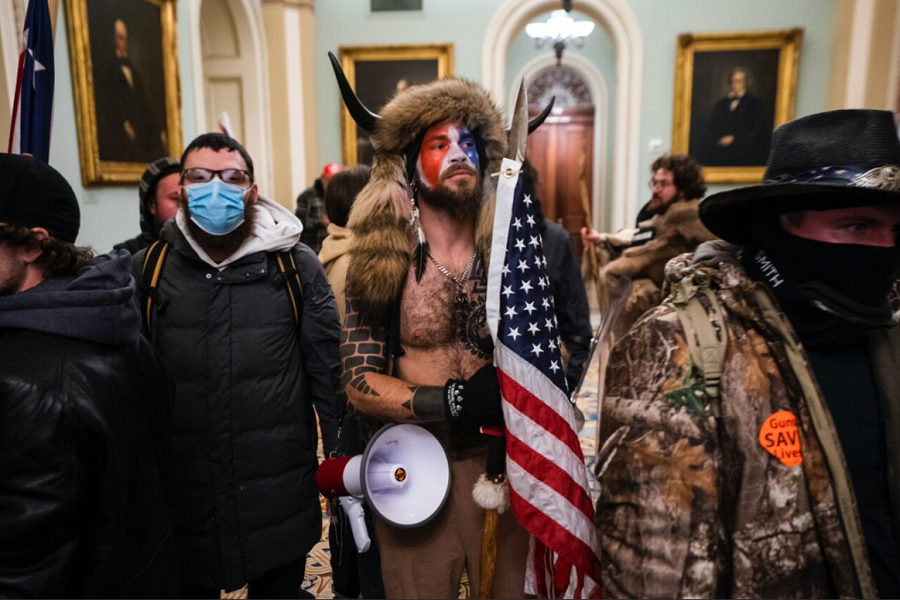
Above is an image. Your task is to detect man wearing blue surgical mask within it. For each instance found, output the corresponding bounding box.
[132,134,345,598]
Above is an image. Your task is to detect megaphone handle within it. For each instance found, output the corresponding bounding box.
[339,496,372,553]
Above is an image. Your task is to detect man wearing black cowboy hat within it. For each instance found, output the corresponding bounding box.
[595,109,900,598]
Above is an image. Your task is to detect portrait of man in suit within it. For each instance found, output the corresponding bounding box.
[699,67,768,166]
[686,47,780,171]
[86,0,170,164]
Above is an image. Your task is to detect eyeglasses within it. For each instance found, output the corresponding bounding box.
[182,168,252,186]
[648,178,675,190]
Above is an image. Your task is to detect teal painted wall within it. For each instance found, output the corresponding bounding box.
[315,0,836,226]
[53,0,836,250]
[50,0,196,253]
[629,0,835,203]
[314,0,503,170]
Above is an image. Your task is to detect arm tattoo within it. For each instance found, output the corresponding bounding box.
[342,296,447,423]
[341,298,387,397]
[402,386,445,422]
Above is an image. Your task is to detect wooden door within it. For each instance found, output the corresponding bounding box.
[528,105,593,256]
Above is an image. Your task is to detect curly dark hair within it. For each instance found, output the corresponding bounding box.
[0,224,94,279]
[651,153,707,200]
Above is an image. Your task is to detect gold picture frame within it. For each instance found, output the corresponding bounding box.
[339,44,454,166]
[672,28,802,183]
[65,0,182,186]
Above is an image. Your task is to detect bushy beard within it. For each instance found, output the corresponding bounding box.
[0,257,26,297]
[415,167,482,221]
[184,201,257,259]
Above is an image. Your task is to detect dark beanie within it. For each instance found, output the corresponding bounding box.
[139,156,181,206]
[0,154,80,243]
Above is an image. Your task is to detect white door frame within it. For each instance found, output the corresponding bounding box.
[483,0,643,230]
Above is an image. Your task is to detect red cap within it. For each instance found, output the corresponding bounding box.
[315,455,354,498]
[322,162,342,179]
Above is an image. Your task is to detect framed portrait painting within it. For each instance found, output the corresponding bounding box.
[339,44,454,165]
[65,0,182,185]
[672,29,802,183]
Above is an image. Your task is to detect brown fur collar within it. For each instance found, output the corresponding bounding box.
[346,78,507,325]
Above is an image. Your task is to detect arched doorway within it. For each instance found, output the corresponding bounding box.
[191,0,273,195]
[483,0,643,231]
[510,52,609,232]
[526,67,594,255]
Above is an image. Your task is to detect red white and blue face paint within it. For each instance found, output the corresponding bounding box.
[416,123,480,189]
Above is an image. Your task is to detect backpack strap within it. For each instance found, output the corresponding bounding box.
[140,240,170,334]
[668,271,728,400]
[275,250,304,326]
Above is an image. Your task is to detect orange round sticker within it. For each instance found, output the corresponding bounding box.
[759,410,803,467]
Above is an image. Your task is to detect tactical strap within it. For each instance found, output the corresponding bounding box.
[139,244,304,334]
[668,273,728,399]
[753,287,876,599]
[140,240,170,334]
[275,251,304,325]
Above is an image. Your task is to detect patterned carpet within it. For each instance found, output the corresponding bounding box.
[221,356,602,599]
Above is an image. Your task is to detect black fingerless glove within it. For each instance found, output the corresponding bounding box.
[443,363,504,426]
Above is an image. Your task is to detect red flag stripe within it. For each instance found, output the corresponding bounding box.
[494,340,575,426]
[502,395,592,500]
[507,461,599,572]
[506,433,595,519]
[499,368,585,458]
[510,485,603,585]
[7,49,26,153]
[507,457,599,559]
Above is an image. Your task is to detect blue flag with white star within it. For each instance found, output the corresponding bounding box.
[8,0,55,161]
[490,166,568,394]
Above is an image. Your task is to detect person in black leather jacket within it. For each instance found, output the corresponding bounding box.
[0,154,180,598]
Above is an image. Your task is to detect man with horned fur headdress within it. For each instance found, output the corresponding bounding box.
[331,55,549,597]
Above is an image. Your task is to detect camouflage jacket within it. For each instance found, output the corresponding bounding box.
[597,243,900,599]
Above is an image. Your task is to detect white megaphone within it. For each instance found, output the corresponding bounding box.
[316,423,451,553]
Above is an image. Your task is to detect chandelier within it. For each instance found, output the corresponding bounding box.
[525,8,595,65]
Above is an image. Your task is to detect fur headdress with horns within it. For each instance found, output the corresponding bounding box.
[329,53,552,325]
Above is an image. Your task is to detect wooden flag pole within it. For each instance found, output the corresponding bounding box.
[47,0,60,42]
[578,144,604,310]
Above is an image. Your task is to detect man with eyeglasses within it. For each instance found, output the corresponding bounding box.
[132,133,344,598]
[581,153,714,338]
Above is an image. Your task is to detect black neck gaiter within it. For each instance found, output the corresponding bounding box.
[743,218,900,347]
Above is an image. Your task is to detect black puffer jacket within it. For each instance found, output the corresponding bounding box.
[0,251,180,598]
[133,214,344,590]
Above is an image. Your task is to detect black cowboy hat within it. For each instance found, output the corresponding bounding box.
[700,109,900,244]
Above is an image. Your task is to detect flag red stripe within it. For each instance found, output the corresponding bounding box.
[498,368,584,458]
[507,432,595,519]
[510,486,603,583]
[7,50,26,153]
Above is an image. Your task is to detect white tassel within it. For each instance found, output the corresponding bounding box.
[472,474,510,513]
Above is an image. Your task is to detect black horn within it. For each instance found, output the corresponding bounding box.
[328,51,380,133]
[528,96,556,134]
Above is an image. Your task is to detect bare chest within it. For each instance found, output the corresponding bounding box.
[398,261,493,366]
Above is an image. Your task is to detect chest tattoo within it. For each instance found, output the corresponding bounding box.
[455,263,492,360]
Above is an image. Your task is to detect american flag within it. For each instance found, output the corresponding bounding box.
[8,0,55,161]
[486,158,602,598]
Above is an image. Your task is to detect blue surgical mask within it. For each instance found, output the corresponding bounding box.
[185,178,248,236]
